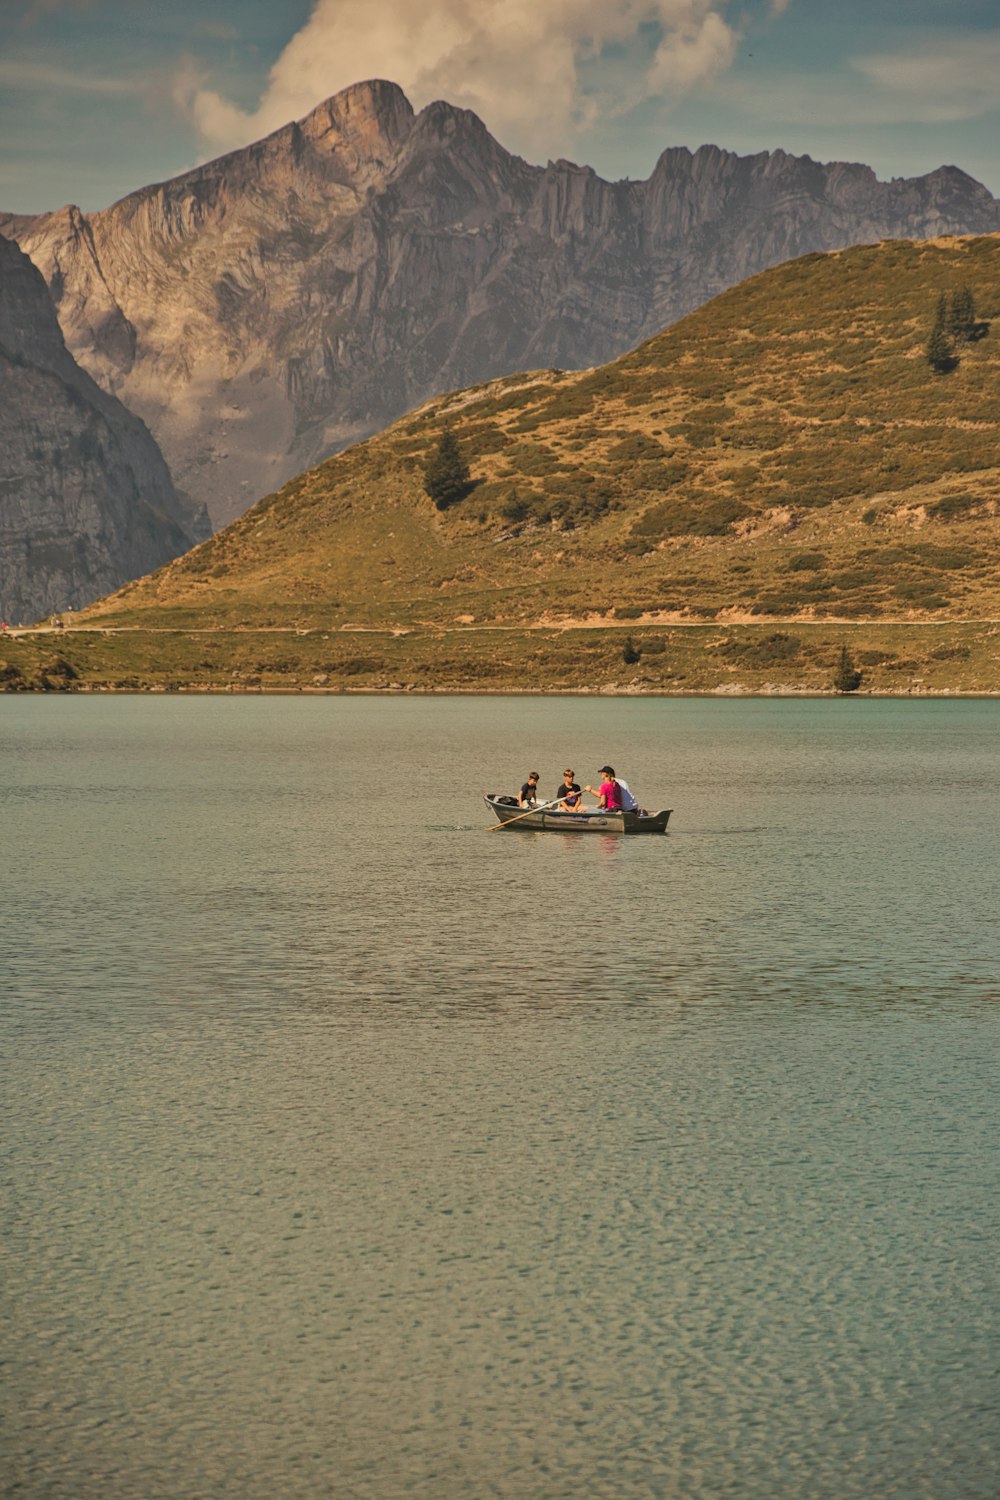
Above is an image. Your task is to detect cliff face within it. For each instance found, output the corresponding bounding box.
[0,234,208,622]
[5,79,1000,527]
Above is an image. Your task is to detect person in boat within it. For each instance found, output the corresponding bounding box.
[518,771,541,807]
[585,765,644,813]
[585,766,625,812]
[611,769,639,812]
[554,769,582,810]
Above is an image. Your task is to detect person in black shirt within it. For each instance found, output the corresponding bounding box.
[554,768,582,810]
[519,772,541,807]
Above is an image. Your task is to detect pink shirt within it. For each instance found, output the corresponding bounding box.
[599,779,623,810]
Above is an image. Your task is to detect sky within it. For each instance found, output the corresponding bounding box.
[1,0,998,214]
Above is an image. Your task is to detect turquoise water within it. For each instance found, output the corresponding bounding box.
[2,696,998,1498]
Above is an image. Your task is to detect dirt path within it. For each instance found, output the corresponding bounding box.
[8,616,1000,641]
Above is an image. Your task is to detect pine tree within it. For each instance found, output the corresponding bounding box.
[949,285,976,342]
[622,635,641,665]
[833,644,862,693]
[926,323,953,372]
[423,430,470,510]
[926,292,954,373]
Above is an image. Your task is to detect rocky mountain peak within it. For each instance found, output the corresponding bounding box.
[298,78,415,179]
[412,97,493,146]
[5,80,1000,531]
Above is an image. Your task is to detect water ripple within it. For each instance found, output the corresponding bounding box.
[3,696,1000,1499]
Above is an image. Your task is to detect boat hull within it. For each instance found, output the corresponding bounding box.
[486,796,671,834]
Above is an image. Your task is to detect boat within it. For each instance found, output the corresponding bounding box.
[485,794,671,834]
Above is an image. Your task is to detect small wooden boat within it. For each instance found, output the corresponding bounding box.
[486,794,671,834]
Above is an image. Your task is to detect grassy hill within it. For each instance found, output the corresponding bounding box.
[7,232,1000,694]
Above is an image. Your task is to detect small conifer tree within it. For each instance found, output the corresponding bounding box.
[622,635,641,665]
[423,429,470,510]
[948,285,976,342]
[926,320,953,374]
[833,644,862,693]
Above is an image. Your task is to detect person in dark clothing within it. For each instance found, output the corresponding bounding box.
[519,772,541,807]
[554,769,582,809]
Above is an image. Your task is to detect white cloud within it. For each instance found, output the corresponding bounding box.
[176,0,740,160]
[853,33,1000,123]
[0,56,138,95]
[713,31,1000,135]
[16,0,94,21]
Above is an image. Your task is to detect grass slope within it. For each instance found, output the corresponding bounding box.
[13,232,998,693]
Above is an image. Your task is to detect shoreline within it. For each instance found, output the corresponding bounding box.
[5,683,1000,700]
[4,619,999,697]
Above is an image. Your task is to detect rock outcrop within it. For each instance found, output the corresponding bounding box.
[0,234,208,622]
[5,79,1000,527]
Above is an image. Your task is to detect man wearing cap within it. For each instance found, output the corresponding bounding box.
[586,766,625,812]
[586,765,640,813]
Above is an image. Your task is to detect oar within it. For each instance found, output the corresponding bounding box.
[484,796,566,831]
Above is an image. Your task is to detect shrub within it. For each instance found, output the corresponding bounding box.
[725,422,786,451]
[338,657,381,675]
[717,464,761,486]
[894,581,948,608]
[463,423,508,456]
[830,567,880,590]
[497,487,532,524]
[748,593,815,615]
[930,644,972,660]
[606,433,667,463]
[539,390,596,423]
[504,442,560,476]
[908,543,974,570]
[717,632,802,665]
[630,459,689,491]
[926,493,981,521]
[631,495,749,539]
[566,483,618,523]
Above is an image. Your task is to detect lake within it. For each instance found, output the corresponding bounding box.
[2,695,998,1498]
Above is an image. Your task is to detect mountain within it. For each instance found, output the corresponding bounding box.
[0,234,208,624]
[4,79,1000,530]
[31,231,994,697]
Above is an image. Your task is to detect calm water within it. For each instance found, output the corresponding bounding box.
[2,696,998,1499]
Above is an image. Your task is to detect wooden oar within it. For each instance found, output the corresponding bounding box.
[484,796,566,831]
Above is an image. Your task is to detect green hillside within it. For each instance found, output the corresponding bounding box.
[9,232,999,693]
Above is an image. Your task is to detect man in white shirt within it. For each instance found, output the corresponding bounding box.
[584,764,640,812]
